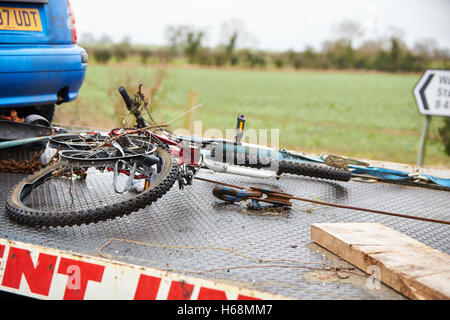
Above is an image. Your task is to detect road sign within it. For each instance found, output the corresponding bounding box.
[414,69,450,117]
[413,69,450,165]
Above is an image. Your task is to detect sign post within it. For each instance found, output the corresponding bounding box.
[413,69,450,166]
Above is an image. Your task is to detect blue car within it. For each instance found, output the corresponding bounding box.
[0,0,87,123]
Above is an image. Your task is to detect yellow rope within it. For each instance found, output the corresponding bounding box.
[99,237,327,265]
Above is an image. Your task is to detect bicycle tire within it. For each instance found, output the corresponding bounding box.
[49,133,109,150]
[5,145,178,227]
[221,152,351,182]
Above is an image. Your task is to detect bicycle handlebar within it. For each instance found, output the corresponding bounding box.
[118,86,147,128]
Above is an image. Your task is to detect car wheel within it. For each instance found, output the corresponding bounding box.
[24,114,51,127]
[15,104,55,124]
[33,104,55,123]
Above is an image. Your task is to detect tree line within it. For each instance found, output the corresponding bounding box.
[81,20,450,73]
[161,22,449,72]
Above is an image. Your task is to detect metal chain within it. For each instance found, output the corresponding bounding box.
[0,149,45,174]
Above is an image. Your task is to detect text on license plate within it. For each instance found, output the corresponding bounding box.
[0,7,42,32]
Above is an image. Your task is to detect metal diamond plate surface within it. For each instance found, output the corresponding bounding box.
[0,147,449,300]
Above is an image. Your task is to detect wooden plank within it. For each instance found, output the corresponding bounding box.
[311,223,450,300]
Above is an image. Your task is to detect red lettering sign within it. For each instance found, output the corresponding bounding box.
[237,294,260,300]
[57,258,105,300]
[0,244,4,267]
[134,274,162,300]
[197,287,228,300]
[167,281,194,300]
[1,247,57,296]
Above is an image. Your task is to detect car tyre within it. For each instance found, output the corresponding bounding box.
[16,104,55,124]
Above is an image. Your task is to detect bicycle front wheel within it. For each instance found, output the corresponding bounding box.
[5,146,178,227]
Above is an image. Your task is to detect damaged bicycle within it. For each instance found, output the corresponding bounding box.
[5,84,352,227]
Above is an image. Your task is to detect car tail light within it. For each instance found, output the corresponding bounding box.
[67,0,77,44]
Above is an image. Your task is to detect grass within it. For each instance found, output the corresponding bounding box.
[54,63,449,167]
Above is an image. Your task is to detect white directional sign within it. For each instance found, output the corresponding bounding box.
[414,69,450,117]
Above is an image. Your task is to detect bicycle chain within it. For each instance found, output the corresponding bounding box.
[0,150,45,174]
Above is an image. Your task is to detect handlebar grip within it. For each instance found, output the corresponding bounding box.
[119,86,133,111]
[118,86,147,128]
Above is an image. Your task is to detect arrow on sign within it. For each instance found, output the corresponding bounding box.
[413,69,450,117]
[419,74,434,110]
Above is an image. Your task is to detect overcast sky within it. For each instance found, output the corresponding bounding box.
[71,0,450,51]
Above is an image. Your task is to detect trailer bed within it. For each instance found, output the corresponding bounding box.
[0,146,448,300]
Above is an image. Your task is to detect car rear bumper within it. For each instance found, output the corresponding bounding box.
[0,44,87,108]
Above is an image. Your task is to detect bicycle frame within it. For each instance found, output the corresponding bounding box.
[169,134,324,179]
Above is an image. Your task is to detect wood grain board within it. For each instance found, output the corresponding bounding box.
[311,223,450,300]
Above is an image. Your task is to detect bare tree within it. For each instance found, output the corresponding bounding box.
[184,28,206,63]
[413,38,438,58]
[80,32,96,45]
[220,18,258,50]
[385,25,405,41]
[164,25,187,58]
[333,19,365,45]
[120,35,132,46]
[99,34,113,45]
[220,18,245,56]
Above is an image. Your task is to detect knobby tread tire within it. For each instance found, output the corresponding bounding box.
[224,152,351,182]
[5,139,178,227]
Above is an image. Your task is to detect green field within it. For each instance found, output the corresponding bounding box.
[54,64,449,167]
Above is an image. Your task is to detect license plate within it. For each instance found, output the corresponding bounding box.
[0,7,42,32]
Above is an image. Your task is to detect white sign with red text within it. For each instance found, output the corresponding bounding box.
[0,238,286,300]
